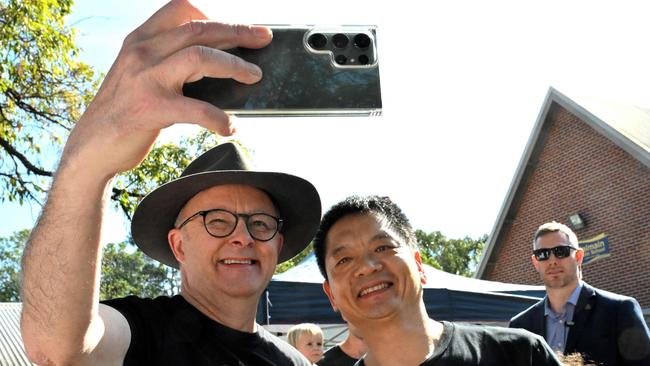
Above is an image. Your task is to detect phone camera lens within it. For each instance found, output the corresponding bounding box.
[358,54,369,65]
[332,33,349,49]
[308,33,327,49]
[354,33,371,49]
[335,54,347,65]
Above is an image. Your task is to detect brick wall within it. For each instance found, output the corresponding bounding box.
[485,104,650,307]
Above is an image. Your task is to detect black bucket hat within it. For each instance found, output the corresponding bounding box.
[131,142,322,268]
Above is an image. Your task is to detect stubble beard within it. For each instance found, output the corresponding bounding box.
[542,269,577,289]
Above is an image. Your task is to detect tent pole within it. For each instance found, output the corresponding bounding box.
[266,290,271,326]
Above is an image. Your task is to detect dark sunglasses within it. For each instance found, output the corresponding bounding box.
[533,245,577,261]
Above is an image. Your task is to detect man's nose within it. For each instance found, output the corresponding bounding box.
[228,217,254,247]
[354,253,383,277]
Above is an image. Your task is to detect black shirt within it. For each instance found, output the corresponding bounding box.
[355,321,561,366]
[103,295,311,366]
[317,345,358,366]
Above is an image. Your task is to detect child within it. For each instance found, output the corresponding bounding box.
[287,323,324,364]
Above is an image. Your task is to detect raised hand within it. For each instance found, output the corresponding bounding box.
[64,0,272,177]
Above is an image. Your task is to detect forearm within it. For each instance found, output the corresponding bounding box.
[20,150,114,365]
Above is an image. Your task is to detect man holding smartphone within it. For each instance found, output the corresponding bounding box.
[20,1,320,365]
[510,222,650,365]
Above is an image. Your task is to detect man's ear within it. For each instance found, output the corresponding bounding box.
[323,281,339,312]
[168,228,185,263]
[414,250,427,285]
[275,233,284,257]
[531,254,539,271]
[575,247,584,264]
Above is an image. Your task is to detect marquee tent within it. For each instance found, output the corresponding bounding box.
[257,254,545,326]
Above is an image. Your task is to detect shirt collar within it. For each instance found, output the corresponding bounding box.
[544,280,583,316]
[567,280,583,306]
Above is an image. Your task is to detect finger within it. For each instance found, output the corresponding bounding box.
[126,0,208,45]
[136,21,272,61]
[159,45,264,87]
[165,96,235,136]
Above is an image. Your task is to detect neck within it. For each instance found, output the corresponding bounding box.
[358,303,442,366]
[339,333,367,359]
[180,288,260,332]
[546,280,579,314]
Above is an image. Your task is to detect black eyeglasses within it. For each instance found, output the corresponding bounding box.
[533,245,577,261]
[177,208,283,242]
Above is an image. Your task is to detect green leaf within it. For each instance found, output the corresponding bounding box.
[417,229,487,277]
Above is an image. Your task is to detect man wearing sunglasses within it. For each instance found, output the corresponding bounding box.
[510,222,650,365]
[20,1,320,365]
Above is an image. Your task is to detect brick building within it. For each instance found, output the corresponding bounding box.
[476,88,650,318]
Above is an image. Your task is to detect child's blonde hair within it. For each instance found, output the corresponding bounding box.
[287,323,323,347]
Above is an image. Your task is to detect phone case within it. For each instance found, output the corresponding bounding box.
[182,25,382,117]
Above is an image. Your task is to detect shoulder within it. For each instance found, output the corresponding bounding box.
[91,296,177,365]
[509,298,544,325]
[441,322,561,365]
[98,295,188,364]
[587,284,635,304]
[102,295,181,313]
[584,284,644,315]
[101,296,199,345]
[450,322,555,354]
[452,321,543,344]
[102,295,189,327]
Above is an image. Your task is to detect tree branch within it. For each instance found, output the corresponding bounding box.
[6,89,72,131]
[0,170,45,206]
[110,188,145,201]
[110,187,146,221]
[0,135,52,177]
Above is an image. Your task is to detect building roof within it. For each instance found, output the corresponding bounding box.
[0,303,33,366]
[476,87,650,279]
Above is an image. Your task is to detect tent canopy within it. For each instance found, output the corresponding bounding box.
[258,254,544,325]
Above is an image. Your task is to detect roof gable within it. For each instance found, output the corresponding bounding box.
[476,87,650,279]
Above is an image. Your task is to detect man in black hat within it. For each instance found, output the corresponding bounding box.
[20,1,319,365]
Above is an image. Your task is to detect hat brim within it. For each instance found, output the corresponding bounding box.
[131,171,321,268]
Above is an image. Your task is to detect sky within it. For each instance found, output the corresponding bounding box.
[2,0,650,244]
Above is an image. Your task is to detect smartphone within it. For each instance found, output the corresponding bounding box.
[182,25,382,117]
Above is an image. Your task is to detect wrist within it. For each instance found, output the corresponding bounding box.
[56,144,116,193]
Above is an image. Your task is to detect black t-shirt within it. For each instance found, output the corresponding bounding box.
[102,295,311,366]
[317,345,358,366]
[354,321,561,366]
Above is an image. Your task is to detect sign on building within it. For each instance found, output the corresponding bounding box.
[579,233,610,265]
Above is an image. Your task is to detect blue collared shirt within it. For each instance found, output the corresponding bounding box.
[544,281,583,352]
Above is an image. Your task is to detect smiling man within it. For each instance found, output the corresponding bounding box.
[20,1,320,365]
[510,222,650,365]
[313,195,561,366]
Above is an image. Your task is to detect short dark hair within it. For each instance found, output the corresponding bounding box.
[313,195,416,281]
[533,221,578,249]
